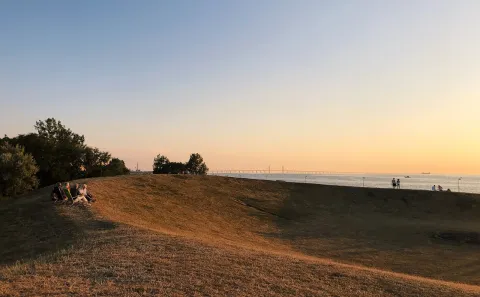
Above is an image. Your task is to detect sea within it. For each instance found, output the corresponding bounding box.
[212,173,480,194]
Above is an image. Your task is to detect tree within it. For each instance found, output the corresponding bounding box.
[166,162,186,174]
[185,153,208,175]
[153,153,208,175]
[153,155,170,174]
[34,118,85,145]
[0,143,39,196]
[83,147,111,177]
[8,118,88,186]
[103,158,130,176]
[2,119,130,194]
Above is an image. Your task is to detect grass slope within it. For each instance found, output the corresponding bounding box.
[1,175,479,296]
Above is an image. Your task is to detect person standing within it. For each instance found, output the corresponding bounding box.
[397,178,400,189]
[432,185,436,191]
[392,178,396,189]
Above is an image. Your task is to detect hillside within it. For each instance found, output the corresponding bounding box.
[1,175,479,296]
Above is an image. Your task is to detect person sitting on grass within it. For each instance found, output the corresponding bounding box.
[70,183,80,198]
[51,182,67,201]
[72,184,90,205]
[83,184,96,202]
[63,182,73,201]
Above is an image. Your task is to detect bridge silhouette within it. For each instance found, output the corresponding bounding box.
[210,169,361,175]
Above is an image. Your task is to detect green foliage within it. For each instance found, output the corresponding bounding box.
[153,153,208,175]
[166,162,186,174]
[186,153,209,175]
[153,155,170,174]
[0,143,39,196]
[7,119,86,186]
[1,118,130,193]
[103,158,130,176]
[83,147,112,177]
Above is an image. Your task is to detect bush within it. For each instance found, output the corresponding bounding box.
[153,155,170,174]
[153,153,208,175]
[185,153,208,175]
[103,158,130,176]
[2,118,130,186]
[0,143,39,196]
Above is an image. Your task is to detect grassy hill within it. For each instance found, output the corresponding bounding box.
[1,175,479,296]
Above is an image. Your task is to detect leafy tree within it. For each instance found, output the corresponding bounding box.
[6,133,50,185]
[8,118,87,186]
[185,153,208,175]
[153,153,208,175]
[153,155,170,174]
[0,143,39,196]
[2,118,130,192]
[83,147,111,177]
[103,158,130,176]
[166,162,186,174]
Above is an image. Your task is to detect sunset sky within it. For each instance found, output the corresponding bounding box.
[1,1,479,174]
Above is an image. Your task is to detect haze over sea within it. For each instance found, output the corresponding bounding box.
[214,173,480,194]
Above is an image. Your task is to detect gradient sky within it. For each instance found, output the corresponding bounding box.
[1,0,479,174]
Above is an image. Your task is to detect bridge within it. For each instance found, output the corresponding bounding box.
[210,169,360,175]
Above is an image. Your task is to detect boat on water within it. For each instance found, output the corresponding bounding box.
[405,176,411,178]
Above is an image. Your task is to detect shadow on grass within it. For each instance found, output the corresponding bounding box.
[0,187,116,266]
[240,181,480,284]
[239,182,480,245]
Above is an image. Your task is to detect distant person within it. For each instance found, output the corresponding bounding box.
[83,184,96,202]
[51,182,66,201]
[432,185,436,191]
[63,182,73,201]
[70,183,80,197]
[392,178,396,189]
[73,184,90,205]
[397,178,400,189]
[438,185,443,191]
[447,188,451,192]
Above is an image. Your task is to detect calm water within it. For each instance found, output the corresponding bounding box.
[213,173,480,194]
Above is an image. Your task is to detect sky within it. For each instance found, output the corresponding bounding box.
[1,0,479,174]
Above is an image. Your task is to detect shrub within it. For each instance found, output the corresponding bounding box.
[0,143,39,196]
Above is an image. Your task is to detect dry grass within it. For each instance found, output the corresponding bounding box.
[0,174,479,296]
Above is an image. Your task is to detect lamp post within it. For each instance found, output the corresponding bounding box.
[458,177,462,192]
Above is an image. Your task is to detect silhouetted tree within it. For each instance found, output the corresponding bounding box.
[0,143,39,196]
[153,155,170,174]
[83,147,111,177]
[153,153,208,175]
[22,118,86,185]
[166,162,186,174]
[185,153,208,175]
[103,158,130,176]
[2,118,129,187]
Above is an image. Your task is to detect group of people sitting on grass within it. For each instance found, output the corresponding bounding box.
[51,182,95,205]
[432,185,451,192]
